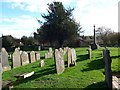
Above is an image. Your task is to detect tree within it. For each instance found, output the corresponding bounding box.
[2,35,20,47]
[96,27,113,46]
[21,36,39,46]
[34,1,82,48]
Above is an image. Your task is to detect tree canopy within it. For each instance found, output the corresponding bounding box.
[34,1,82,48]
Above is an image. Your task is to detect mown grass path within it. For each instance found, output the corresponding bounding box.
[2,47,119,88]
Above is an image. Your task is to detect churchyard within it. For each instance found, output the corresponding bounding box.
[1,47,119,89]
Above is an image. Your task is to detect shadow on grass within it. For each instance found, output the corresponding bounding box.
[77,54,88,62]
[13,67,56,87]
[111,55,120,59]
[81,58,104,72]
[84,81,108,89]
[40,56,45,59]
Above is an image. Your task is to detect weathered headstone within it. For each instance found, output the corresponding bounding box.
[0,58,3,90]
[54,49,65,74]
[1,48,11,71]
[40,60,45,67]
[59,48,64,55]
[21,51,29,66]
[30,51,36,63]
[35,53,40,61]
[67,48,72,67]
[103,48,112,89]
[71,48,77,66]
[12,48,21,68]
[87,48,92,59]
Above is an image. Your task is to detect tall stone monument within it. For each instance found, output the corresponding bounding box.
[90,25,99,50]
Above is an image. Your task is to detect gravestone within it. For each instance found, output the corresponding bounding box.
[45,53,48,59]
[87,48,92,59]
[40,60,45,67]
[67,48,72,67]
[49,48,52,53]
[12,48,21,68]
[21,51,29,66]
[71,48,77,66]
[35,53,40,61]
[59,48,64,55]
[30,51,36,63]
[64,47,68,55]
[1,48,11,71]
[38,46,41,51]
[0,58,3,90]
[49,48,53,57]
[103,48,112,89]
[54,49,65,74]
[20,50,22,55]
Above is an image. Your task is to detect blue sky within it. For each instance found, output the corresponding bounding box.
[0,0,119,38]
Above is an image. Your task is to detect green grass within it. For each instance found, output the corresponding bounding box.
[2,47,119,88]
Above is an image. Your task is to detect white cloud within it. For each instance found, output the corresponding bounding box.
[73,0,118,35]
[1,15,40,38]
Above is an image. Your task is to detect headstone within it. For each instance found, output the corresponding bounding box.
[45,53,48,59]
[1,48,11,71]
[30,51,36,63]
[87,48,92,59]
[103,48,112,89]
[17,47,20,51]
[0,58,3,90]
[63,47,68,55]
[40,60,45,67]
[35,53,40,61]
[9,54,12,59]
[21,51,29,66]
[38,46,41,51]
[67,48,72,67]
[59,48,64,55]
[71,48,77,66]
[12,48,21,68]
[49,48,52,53]
[54,49,65,74]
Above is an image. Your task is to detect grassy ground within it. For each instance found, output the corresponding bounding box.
[2,47,119,89]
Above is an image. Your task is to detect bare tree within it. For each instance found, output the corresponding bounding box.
[96,27,113,46]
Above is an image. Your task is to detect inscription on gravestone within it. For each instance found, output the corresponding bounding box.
[12,48,21,68]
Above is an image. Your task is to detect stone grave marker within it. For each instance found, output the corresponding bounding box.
[87,48,92,59]
[71,48,77,66]
[67,48,72,67]
[21,51,29,66]
[40,60,45,67]
[38,46,41,51]
[0,58,3,90]
[12,48,21,68]
[1,48,11,71]
[54,49,65,74]
[103,48,112,89]
[35,53,40,61]
[30,51,36,63]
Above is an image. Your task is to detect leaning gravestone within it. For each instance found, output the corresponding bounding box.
[54,49,65,74]
[12,48,21,68]
[67,48,72,67]
[30,51,36,63]
[103,48,112,89]
[71,48,77,66]
[1,48,11,71]
[35,53,40,61]
[21,51,29,66]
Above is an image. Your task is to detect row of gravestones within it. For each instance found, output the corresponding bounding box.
[54,47,77,74]
[1,48,40,72]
